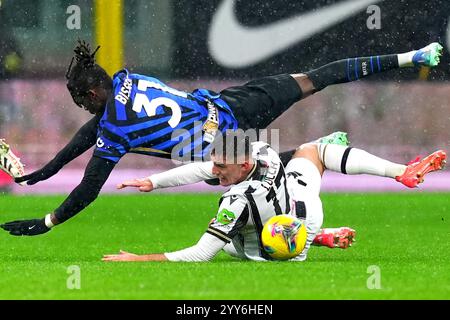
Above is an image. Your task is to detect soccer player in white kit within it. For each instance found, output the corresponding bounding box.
[102,133,446,262]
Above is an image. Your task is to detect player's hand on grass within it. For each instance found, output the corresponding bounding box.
[1,218,50,236]
[117,178,154,192]
[102,250,140,262]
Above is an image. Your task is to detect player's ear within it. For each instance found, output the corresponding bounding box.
[241,161,252,171]
[87,89,99,100]
[87,89,98,98]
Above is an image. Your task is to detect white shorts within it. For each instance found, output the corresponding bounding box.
[285,157,324,261]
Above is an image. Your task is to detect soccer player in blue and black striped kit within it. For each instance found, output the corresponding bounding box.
[1,40,443,236]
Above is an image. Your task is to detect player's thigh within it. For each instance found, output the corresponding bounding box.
[220,74,302,130]
[285,157,322,200]
[285,157,324,235]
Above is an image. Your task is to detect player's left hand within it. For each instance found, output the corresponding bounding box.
[102,250,140,262]
[0,218,50,236]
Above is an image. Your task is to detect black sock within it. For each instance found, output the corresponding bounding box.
[306,54,399,91]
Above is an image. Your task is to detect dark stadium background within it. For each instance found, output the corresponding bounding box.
[0,0,449,303]
[0,0,448,192]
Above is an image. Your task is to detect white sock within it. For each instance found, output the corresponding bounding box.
[397,51,416,67]
[317,144,406,178]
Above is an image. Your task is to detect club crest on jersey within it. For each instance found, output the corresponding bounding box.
[216,209,236,225]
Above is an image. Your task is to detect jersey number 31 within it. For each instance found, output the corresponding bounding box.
[132,80,182,128]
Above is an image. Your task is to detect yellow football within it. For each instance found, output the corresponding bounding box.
[262,215,307,260]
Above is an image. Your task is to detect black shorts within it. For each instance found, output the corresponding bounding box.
[220,74,302,130]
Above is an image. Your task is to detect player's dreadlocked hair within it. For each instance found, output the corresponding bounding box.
[65,39,112,109]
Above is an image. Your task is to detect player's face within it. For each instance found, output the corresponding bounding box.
[76,96,101,115]
[211,155,252,186]
[83,87,108,115]
[69,88,107,114]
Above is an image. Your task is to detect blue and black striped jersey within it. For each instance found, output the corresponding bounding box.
[94,69,238,162]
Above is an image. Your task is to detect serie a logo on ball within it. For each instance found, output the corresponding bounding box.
[261,215,307,260]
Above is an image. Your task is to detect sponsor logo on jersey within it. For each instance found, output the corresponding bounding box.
[203,102,219,143]
[216,209,236,225]
[229,195,238,205]
[96,138,105,148]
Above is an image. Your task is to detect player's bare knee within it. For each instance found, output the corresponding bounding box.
[292,143,324,175]
[293,143,316,158]
[290,73,316,98]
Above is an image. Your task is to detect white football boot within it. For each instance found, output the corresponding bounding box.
[0,139,25,183]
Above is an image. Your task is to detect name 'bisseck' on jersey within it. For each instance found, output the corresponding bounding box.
[94,69,238,162]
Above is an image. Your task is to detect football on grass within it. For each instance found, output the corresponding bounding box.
[262,215,307,260]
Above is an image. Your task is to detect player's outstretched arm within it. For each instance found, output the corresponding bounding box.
[117,178,153,192]
[1,156,115,236]
[103,233,226,262]
[105,191,247,262]
[117,161,216,192]
[15,115,100,186]
[102,250,168,262]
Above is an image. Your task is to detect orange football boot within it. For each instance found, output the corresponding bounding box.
[313,227,356,249]
[395,150,446,188]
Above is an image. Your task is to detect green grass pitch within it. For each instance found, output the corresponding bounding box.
[0,193,449,300]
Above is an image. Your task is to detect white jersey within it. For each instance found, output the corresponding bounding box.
[206,142,291,261]
[154,141,324,262]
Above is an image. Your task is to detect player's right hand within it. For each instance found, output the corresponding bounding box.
[1,218,50,236]
[102,250,140,262]
[117,178,154,192]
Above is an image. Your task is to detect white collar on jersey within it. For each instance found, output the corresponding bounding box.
[244,163,257,181]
